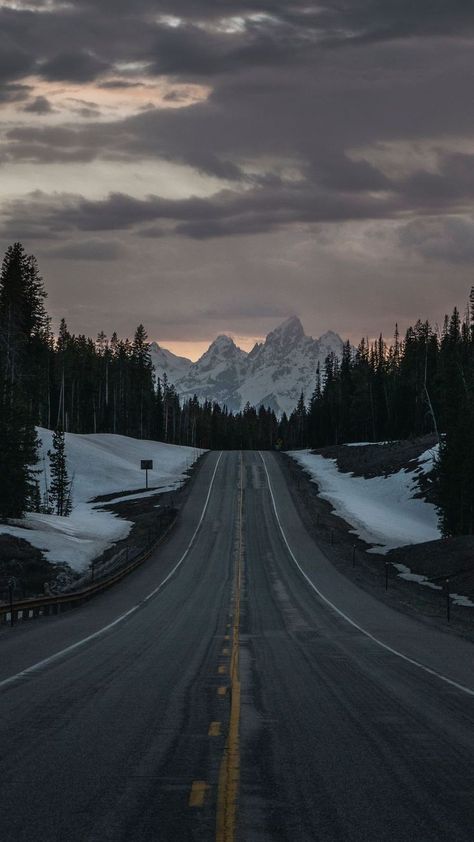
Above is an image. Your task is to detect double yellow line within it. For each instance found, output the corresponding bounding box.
[216,452,243,842]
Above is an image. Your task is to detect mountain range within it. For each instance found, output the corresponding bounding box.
[149,316,344,416]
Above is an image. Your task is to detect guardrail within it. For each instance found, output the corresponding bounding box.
[0,507,177,627]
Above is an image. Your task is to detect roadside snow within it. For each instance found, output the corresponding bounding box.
[344,441,397,447]
[417,445,438,474]
[392,563,442,590]
[451,594,474,607]
[0,429,204,571]
[392,563,474,607]
[289,446,440,553]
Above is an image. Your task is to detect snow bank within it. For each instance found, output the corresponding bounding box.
[344,440,397,447]
[0,429,205,571]
[289,446,440,553]
[391,563,474,607]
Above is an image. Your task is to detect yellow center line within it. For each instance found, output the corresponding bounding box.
[209,721,222,737]
[222,648,230,656]
[189,781,209,807]
[216,451,243,842]
[218,665,227,674]
[217,686,227,696]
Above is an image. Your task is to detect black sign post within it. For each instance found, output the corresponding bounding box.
[8,576,16,627]
[141,459,153,490]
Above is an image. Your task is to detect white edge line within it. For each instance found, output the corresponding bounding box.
[259,452,474,699]
[0,452,223,692]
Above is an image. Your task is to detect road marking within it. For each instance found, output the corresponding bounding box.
[218,665,226,674]
[222,648,230,656]
[0,453,224,693]
[259,452,474,699]
[217,686,227,696]
[209,721,221,737]
[223,635,230,640]
[189,781,209,807]
[216,452,243,842]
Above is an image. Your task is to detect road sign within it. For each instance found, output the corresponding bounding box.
[141,459,153,489]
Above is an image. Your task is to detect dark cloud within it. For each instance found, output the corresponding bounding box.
[98,80,145,90]
[22,95,54,114]
[0,44,35,84]
[40,50,110,82]
[1,1,474,344]
[0,83,32,104]
[399,217,474,264]
[67,1,474,42]
[400,153,474,207]
[46,239,125,260]
[0,182,400,241]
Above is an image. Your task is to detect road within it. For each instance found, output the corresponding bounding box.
[1,451,474,841]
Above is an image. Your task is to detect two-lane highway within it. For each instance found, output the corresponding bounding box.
[1,450,474,841]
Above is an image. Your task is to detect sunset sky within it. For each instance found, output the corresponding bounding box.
[1,1,474,357]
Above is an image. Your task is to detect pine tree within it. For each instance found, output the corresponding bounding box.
[48,429,72,516]
[131,324,154,438]
[0,244,45,518]
[470,286,474,339]
[0,243,48,391]
[0,383,39,519]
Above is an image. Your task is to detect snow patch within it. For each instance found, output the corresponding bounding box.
[289,446,440,553]
[0,429,204,571]
[344,440,397,447]
[391,563,442,590]
[392,564,474,607]
[451,593,474,608]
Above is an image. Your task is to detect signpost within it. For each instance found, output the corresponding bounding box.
[8,576,16,627]
[141,459,153,490]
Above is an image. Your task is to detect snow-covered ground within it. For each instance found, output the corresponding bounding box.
[0,429,204,572]
[289,445,441,553]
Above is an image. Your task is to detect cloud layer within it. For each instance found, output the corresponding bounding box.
[1,1,473,344]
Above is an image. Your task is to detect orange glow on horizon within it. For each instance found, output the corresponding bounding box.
[160,335,263,361]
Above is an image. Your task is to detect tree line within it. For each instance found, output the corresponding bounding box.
[284,296,474,536]
[0,242,473,535]
[0,243,283,519]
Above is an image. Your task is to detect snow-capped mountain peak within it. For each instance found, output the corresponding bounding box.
[149,342,192,385]
[319,330,345,351]
[198,334,246,364]
[266,315,305,346]
[151,318,345,415]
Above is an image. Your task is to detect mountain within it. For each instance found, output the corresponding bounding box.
[151,317,345,416]
[176,335,248,407]
[149,342,192,386]
[235,318,344,415]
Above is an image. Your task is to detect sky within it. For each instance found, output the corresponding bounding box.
[1,1,474,359]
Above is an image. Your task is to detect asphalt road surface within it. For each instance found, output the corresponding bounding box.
[1,450,474,841]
